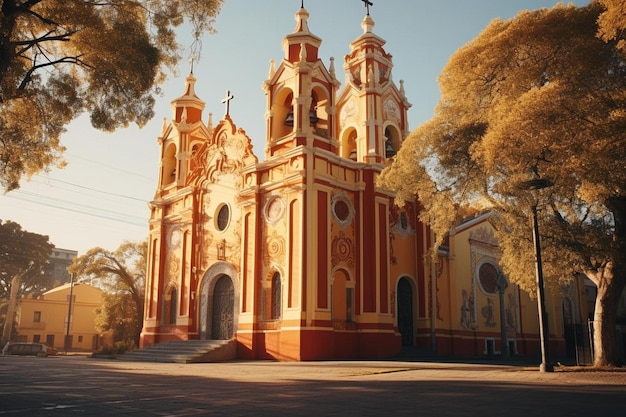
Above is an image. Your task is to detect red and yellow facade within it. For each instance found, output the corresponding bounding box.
[140,5,586,362]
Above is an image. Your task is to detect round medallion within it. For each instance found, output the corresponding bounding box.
[265,197,285,225]
[168,228,182,249]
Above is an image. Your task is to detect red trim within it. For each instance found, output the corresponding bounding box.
[317,191,328,308]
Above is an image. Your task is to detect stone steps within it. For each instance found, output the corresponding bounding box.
[118,339,237,363]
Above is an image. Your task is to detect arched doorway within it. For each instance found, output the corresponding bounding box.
[397,277,414,346]
[212,275,234,340]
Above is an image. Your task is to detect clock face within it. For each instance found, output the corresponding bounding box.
[168,228,182,248]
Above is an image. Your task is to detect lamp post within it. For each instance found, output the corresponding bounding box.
[517,178,554,373]
[64,273,75,353]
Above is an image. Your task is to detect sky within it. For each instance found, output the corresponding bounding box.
[0,0,590,256]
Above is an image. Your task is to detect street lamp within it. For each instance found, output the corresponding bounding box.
[64,273,75,353]
[517,178,554,373]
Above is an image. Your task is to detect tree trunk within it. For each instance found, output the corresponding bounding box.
[593,281,620,366]
[595,196,626,367]
[1,275,20,346]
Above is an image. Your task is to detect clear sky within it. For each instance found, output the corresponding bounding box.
[0,0,589,255]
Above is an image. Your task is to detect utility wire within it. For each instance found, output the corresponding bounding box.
[5,191,147,227]
[32,175,148,203]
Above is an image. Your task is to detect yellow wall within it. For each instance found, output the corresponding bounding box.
[437,213,577,357]
[16,283,103,351]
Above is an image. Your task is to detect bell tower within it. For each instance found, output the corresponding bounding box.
[336,10,411,163]
[263,5,340,158]
[157,71,207,190]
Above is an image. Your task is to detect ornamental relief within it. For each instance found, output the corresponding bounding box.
[340,100,357,125]
[469,226,498,246]
[331,232,355,268]
[263,230,286,267]
[384,98,400,121]
[166,254,180,279]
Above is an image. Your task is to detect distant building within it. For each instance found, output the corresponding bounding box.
[44,248,77,287]
[15,282,103,351]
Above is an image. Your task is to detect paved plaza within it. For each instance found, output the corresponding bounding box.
[1,355,625,416]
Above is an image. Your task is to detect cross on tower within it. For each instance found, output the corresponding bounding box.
[189,54,196,73]
[221,90,234,117]
[361,0,373,15]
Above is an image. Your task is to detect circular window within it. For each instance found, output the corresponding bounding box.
[331,194,354,228]
[478,263,499,294]
[334,200,350,222]
[216,204,230,231]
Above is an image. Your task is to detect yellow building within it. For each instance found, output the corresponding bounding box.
[140,5,589,363]
[15,282,104,352]
[436,212,592,361]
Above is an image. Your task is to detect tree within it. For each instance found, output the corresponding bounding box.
[68,241,146,346]
[0,0,224,191]
[0,219,54,344]
[378,2,626,367]
[597,0,626,53]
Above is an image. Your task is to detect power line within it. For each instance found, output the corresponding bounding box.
[65,152,154,182]
[32,175,149,202]
[5,191,148,227]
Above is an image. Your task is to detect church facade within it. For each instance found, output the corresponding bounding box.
[140,6,589,362]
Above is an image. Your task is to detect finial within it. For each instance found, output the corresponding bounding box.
[268,59,276,79]
[361,0,373,15]
[301,0,304,8]
[221,90,234,117]
[208,112,214,130]
[294,4,311,32]
[329,57,336,78]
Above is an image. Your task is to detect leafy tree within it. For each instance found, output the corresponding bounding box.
[0,219,54,344]
[0,0,224,191]
[378,2,626,367]
[68,241,146,346]
[597,0,626,53]
[95,291,140,349]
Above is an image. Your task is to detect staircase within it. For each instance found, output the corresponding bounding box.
[118,339,237,363]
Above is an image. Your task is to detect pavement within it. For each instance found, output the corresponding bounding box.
[1,354,625,416]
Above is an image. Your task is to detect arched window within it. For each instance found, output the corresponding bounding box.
[162,143,177,185]
[271,272,281,320]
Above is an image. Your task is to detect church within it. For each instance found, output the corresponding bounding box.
[140,4,589,362]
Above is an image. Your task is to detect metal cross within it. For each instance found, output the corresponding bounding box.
[361,0,373,15]
[189,54,196,73]
[221,90,234,116]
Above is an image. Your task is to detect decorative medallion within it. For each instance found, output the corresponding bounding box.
[167,227,182,249]
[263,231,286,267]
[168,256,180,275]
[264,196,285,226]
[331,233,354,268]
